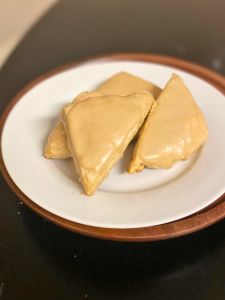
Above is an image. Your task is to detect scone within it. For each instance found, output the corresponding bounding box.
[128,74,208,172]
[97,71,161,98]
[44,72,161,159]
[62,91,155,195]
[44,121,70,159]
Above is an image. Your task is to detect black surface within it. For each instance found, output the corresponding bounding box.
[0,0,225,299]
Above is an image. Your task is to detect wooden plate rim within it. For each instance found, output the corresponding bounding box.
[1,52,225,242]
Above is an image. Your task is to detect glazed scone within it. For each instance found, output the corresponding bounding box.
[97,72,161,98]
[62,91,155,195]
[44,121,70,159]
[44,72,161,159]
[128,74,208,172]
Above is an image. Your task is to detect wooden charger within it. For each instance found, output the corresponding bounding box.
[0,53,225,242]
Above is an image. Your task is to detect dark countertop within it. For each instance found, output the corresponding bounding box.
[0,1,225,299]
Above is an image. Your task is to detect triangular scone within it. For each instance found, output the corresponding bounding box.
[44,72,161,159]
[44,121,70,159]
[128,74,208,172]
[62,91,155,195]
[97,72,161,98]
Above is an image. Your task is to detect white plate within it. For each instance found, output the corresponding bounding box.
[2,60,225,229]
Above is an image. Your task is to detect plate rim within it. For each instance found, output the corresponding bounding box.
[1,52,225,242]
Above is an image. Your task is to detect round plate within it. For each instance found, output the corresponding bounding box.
[1,53,225,241]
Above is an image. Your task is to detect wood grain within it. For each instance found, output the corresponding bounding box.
[1,53,225,242]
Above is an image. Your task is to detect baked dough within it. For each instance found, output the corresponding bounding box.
[44,121,70,159]
[44,72,161,159]
[62,91,155,195]
[128,74,208,172]
[97,71,161,98]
